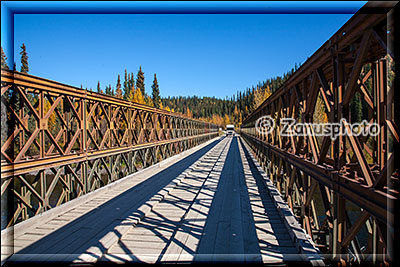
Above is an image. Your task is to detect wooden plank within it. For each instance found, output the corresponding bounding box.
[239,162,262,262]
[5,136,323,264]
[237,139,299,264]
[103,137,231,264]
[240,137,324,265]
[229,144,245,259]
[5,138,224,263]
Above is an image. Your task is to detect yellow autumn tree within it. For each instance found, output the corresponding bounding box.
[211,114,224,126]
[133,87,145,104]
[265,85,272,99]
[127,85,135,102]
[43,99,57,134]
[234,105,239,119]
[253,86,264,109]
[34,97,56,135]
[186,107,193,118]
[253,85,272,110]
[313,93,328,123]
[223,114,230,126]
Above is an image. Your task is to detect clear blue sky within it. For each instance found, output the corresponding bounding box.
[8,2,366,98]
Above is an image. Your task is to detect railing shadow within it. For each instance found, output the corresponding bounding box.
[192,137,263,263]
[239,137,305,263]
[97,138,230,264]
[4,138,222,266]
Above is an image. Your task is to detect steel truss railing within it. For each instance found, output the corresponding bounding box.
[1,70,219,228]
[241,2,398,263]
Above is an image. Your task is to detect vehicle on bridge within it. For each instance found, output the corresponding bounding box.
[225,124,235,136]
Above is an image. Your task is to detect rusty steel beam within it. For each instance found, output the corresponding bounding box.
[241,133,392,224]
[1,70,219,228]
[241,1,397,263]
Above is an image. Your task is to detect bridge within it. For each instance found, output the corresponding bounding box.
[1,2,398,265]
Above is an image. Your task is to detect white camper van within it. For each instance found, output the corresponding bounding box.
[226,124,235,136]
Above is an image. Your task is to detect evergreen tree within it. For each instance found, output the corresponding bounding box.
[361,96,369,121]
[123,69,129,99]
[115,74,123,98]
[105,84,113,96]
[350,92,363,123]
[124,69,128,89]
[125,72,135,100]
[97,81,103,94]
[20,43,29,73]
[124,72,131,100]
[144,94,154,107]
[151,74,161,108]
[1,47,9,69]
[130,72,134,89]
[127,84,135,102]
[136,66,145,96]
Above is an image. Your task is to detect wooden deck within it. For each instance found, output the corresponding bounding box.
[2,136,323,265]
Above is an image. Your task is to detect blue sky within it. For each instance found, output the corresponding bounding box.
[7,2,366,98]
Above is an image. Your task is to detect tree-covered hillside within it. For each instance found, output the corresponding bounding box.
[1,45,333,128]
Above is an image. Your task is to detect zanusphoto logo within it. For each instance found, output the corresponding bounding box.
[255,115,275,135]
[255,116,380,140]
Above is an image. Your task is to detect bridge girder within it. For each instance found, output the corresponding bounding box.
[0,69,219,228]
[241,2,398,264]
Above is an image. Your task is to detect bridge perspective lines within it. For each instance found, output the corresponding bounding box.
[2,2,397,265]
[2,136,322,265]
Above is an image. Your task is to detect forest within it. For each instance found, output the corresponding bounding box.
[2,44,369,128]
